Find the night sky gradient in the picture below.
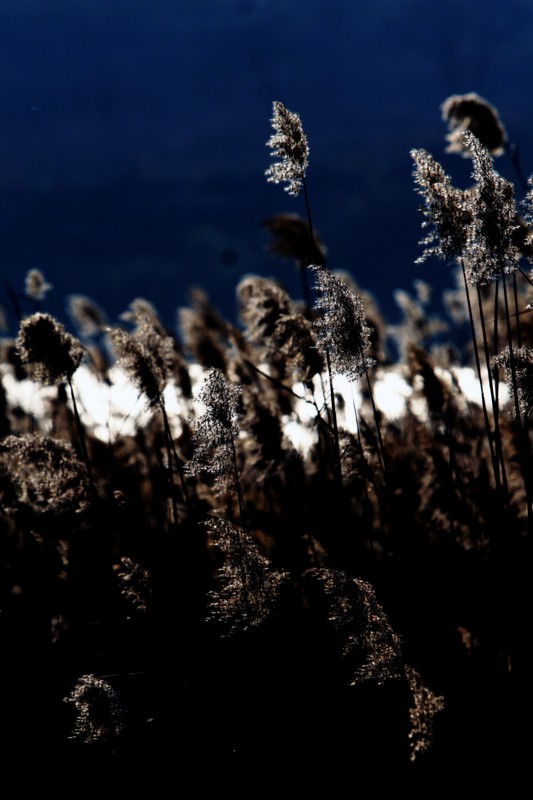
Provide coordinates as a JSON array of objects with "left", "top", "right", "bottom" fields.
[{"left": 1, "top": 0, "right": 532, "bottom": 332}]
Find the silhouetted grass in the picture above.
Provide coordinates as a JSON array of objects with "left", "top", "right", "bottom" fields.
[{"left": 0, "top": 95, "right": 530, "bottom": 786}]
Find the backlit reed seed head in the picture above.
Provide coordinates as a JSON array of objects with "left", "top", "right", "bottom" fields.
[
  {"left": 441, "top": 92, "right": 508, "bottom": 157},
  {"left": 24, "top": 268, "right": 52, "bottom": 302},
  {"left": 109, "top": 327, "right": 170, "bottom": 409},
  {"left": 121, "top": 299, "right": 192, "bottom": 398},
  {"left": 116, "top": 556, "right": 152, "bottom": 614},
  {"left": 16, "top": 312, "right": 84, "bottom": 384},
  {"left": 121, "top": 298, "right": 167, "bottom": 339},
  {"left": 263, "top": 212, "right": 327, "bottom": 265},
  {"left": 0, "top": 432, "right": 90, "bottom": 516},
  {"left": 311, "top": 264, "right": 375, "bottom": 381},
  {"left": 178, "top": 287, "right": 230, "bottom": 371},
  {"left": 272, "top": 312, "right": 324, "bottom": 380},
  {"left": 463, "top": 131, "right": 520, "bottom": 284},
  {"left": 406, "top": 666, "right": 445, "bottom": 762},
  {"left": 237, "top": 275, "right": 292, "bottom": 343},
  {"left": 391, "top": 285, "right": 448, "bottom": 357},
  {"left": 314, "top": 569, "right": 403, "bottom": 686},
  {"left": 187, "top": 367, "right": 241, "bottom": 481},
  {"left": 521, "top": 177, "right": 533, "bottom": 263},
  {"left": 493, "top": 345, "right": 533, "bottom": 418},
  {"left": 67, "top": 295, "right": 107, "bottom": 337},
  {"left": 411, "top": 148, "right": 473, "bottom": 263},
  {"left": 265, "top": 100, "right": 309, "bottom": 197},
  {"left": 206, "top": 517, "right": 288, "bottom": 635},
  {"left": 524, "top": 176, "right": 533, "bottom": 220},
  {"left": 64, "top": 674, "right": 125, "bottom": 743}
]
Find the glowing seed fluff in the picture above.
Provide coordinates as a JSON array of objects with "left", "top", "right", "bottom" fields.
[
  {"left": 265, "top": 101, "right": 309, "bottom": 197},
  {"left": 311, "top": 264, "right": 375, "bottom": 381}
]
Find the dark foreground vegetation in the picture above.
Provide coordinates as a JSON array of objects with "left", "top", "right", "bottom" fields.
[{"left": 1, "top": 95, "right": 531, "bottom": 787}]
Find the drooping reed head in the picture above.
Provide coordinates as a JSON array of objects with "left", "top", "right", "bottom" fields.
[
  {"left": 463, "top": 131, "right": 520, "bottom": 284},
  {"left": 178, "top": 287, "right": 229, "bottom": 371},
  {"left": 64, "top": 674, "right": 125, "bottom": 743},
  {"left": 410, "top": 148, "right": 472, "bottom": 264},
  {"left": 16, "top": 312, "right": 84, "bottom": 384},
  {"left": 441, "top": 92, "right": 508, "bottom": 157},
  {"left": 67, "top": 294, "right": 107, "bottom": 338},
  {"left": 109, "top": 327, "right": 170, "bottom": 409},
  {"left": 263, "top": 212, "right": 327, "bottom": 266},
  {"left": 265, "top": 100, "right": 309, "bottom": 197},
  {"left": 493, "top": 345, "right": 533, "bottom": 418},
  {"left": 411, "top": 135, "right": 519, "bottom": 285},
  {"left": 24, "top": 269, "right": 52, "bottom": 302},
  {"left": 311, "top": 264, "right": 375, "bottom": 381},
  {"left": 237, "top": 275, "right": 292, "bottom": 343},
  {"left": 206, "top": 517, "right": 288, "bottom": 635},
  {"left": 314, "top": 568, "right": 403, "bottom": 685},
  {"left": 0, "top": 432, "right": 91, "bottom": 518},
  {"left": 406, "top": 666, "right": 445, "bottom": 763},
  {"left": 187, "top": 367, "right": 241, "bottom": 483}
]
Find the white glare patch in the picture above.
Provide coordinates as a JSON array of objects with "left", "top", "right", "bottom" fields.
[
  {"left": 70, "top": 366, "right": 189, "bottom": 442},
  {"left": 1, "top": 368, "right": 55, "bottom": 429},
  {"left": 436, "top": 366, "right": 509, "bottom": 408},
  {"left": 373, "top": 370, "right": 412, "bottom": 420},
  {"left": 1, "top": 358, "right": 511, "bottom": 451},
  {"left": 71, "top": 365, "right": 150, "bottom": 441},
  {"left": 282, "top": 416, "right": 315, "bottom": 456}
]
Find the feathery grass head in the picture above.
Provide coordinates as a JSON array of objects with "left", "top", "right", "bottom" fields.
[
  {"left": 110, "top": 299, "right": 180, "bottom": 408},
  {"left": 116, "top": 556, "right": 152, "bottom": 615},
  {"left": 178, "top": 287, "right": 229, "bottom": 371},
  {"left": 121, "top": 298, "right": 167, "bottom": 338},
  {"left": 314, "top": 569, "right": 403, "bottom": 686},
  {"left": 463, "top": 131, "right": 520, "bottom": 284},
  {"left": 411, "top": 148, "right": 473, "bottom": 264},
  {"left": 0, "top": 432, "right": 91, "bottom": 517},
  {"left": 64, "top": 674, "right": 126, "bottom": 743},
  {"left": 206, "top": 517, "right": 288, "bottom": 635},
  {"left": 272, "top": 311, "right": 324, "bottom": 380},
  {"left": 406, "top": 666, "right": 445, "bottom": 762},
  {"left": 67, "top": 295, "right": 107, "bottom": 337},
  {"left": 16, "top": 312, "right": 84, "bottom": 384},
  {"left": 187, "top": 367, "right": 241, "bottom": 482},
  {"left": 237, "top": 275, "right": 292, "bottom": 343},
  {"left": 441, "top": 92, "right": 507, "bottom": 157},
  {"left": 24, "top": 268, "right": 52, "bottom": 302},
  {"left": 265, "top": 101, "right": 309, "bottom": 197},
  {"left": 521, "top": 177, "right": 533, "bottom": 263},
  {"left": 109, "top": 327, "right": 170, "bottom": 409},
  {"left": 263, "top": 212, "right": 327, "bottom": 266},
  {"left": 311, "top": 264, "right": 375, "bottom": 381},
  {"left": 493, "top": 345, "right": 533, "bottom": 418}
]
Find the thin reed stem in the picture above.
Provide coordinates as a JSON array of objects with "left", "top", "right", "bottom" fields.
[
  {"left": 513, "top": 272, "right": 522, "bottom": 349},
  {"left": 325, "top": 349, "right": 343, "bottom": 492},
  {"left": 67, "top": 376, "right": 96, "bottom": 495},
  {"left": 159, "top": 402, "right": 179, "bottom": 527},
  {"left": 362, "top": 362, "right": 387, "bottom": 487},
  {"left": 502, "top": 275, "right": 533, "bottom": 528},
  {"left": 461, "top": 261, "right": 498, "bottom": 485},
  {"left": 301, "top": 176, "right": 315, "bottom": 309},
  {"left": 230, "top": 435, "right": 247, "bottom": 526},
  {"left": 475, "top": 284, "right": 509, "bottom": 500},
  {"left": 160, "top": 401, "right": 190, "bottom": 512}
]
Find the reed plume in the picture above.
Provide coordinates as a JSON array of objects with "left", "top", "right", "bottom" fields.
[{"left": 265, "top": 100, "right": 309, "bottom": 197}]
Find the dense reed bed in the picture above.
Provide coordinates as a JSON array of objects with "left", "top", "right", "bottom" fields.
[{"left": 0, "top": 94, "right": 530, "bottom": 786}]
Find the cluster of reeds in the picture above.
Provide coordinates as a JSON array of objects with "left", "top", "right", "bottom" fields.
[{"left": 0, "top": 93, "right": 530, "bottom": 782}]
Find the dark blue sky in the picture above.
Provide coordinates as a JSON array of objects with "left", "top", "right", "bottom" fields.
[{"left": 1, "top": 0, "right": 532, "bottom": 333}]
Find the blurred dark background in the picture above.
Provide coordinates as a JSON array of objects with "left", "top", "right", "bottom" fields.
[{"left": 1, "top": 0, "right": 532, "bottom": 334}]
